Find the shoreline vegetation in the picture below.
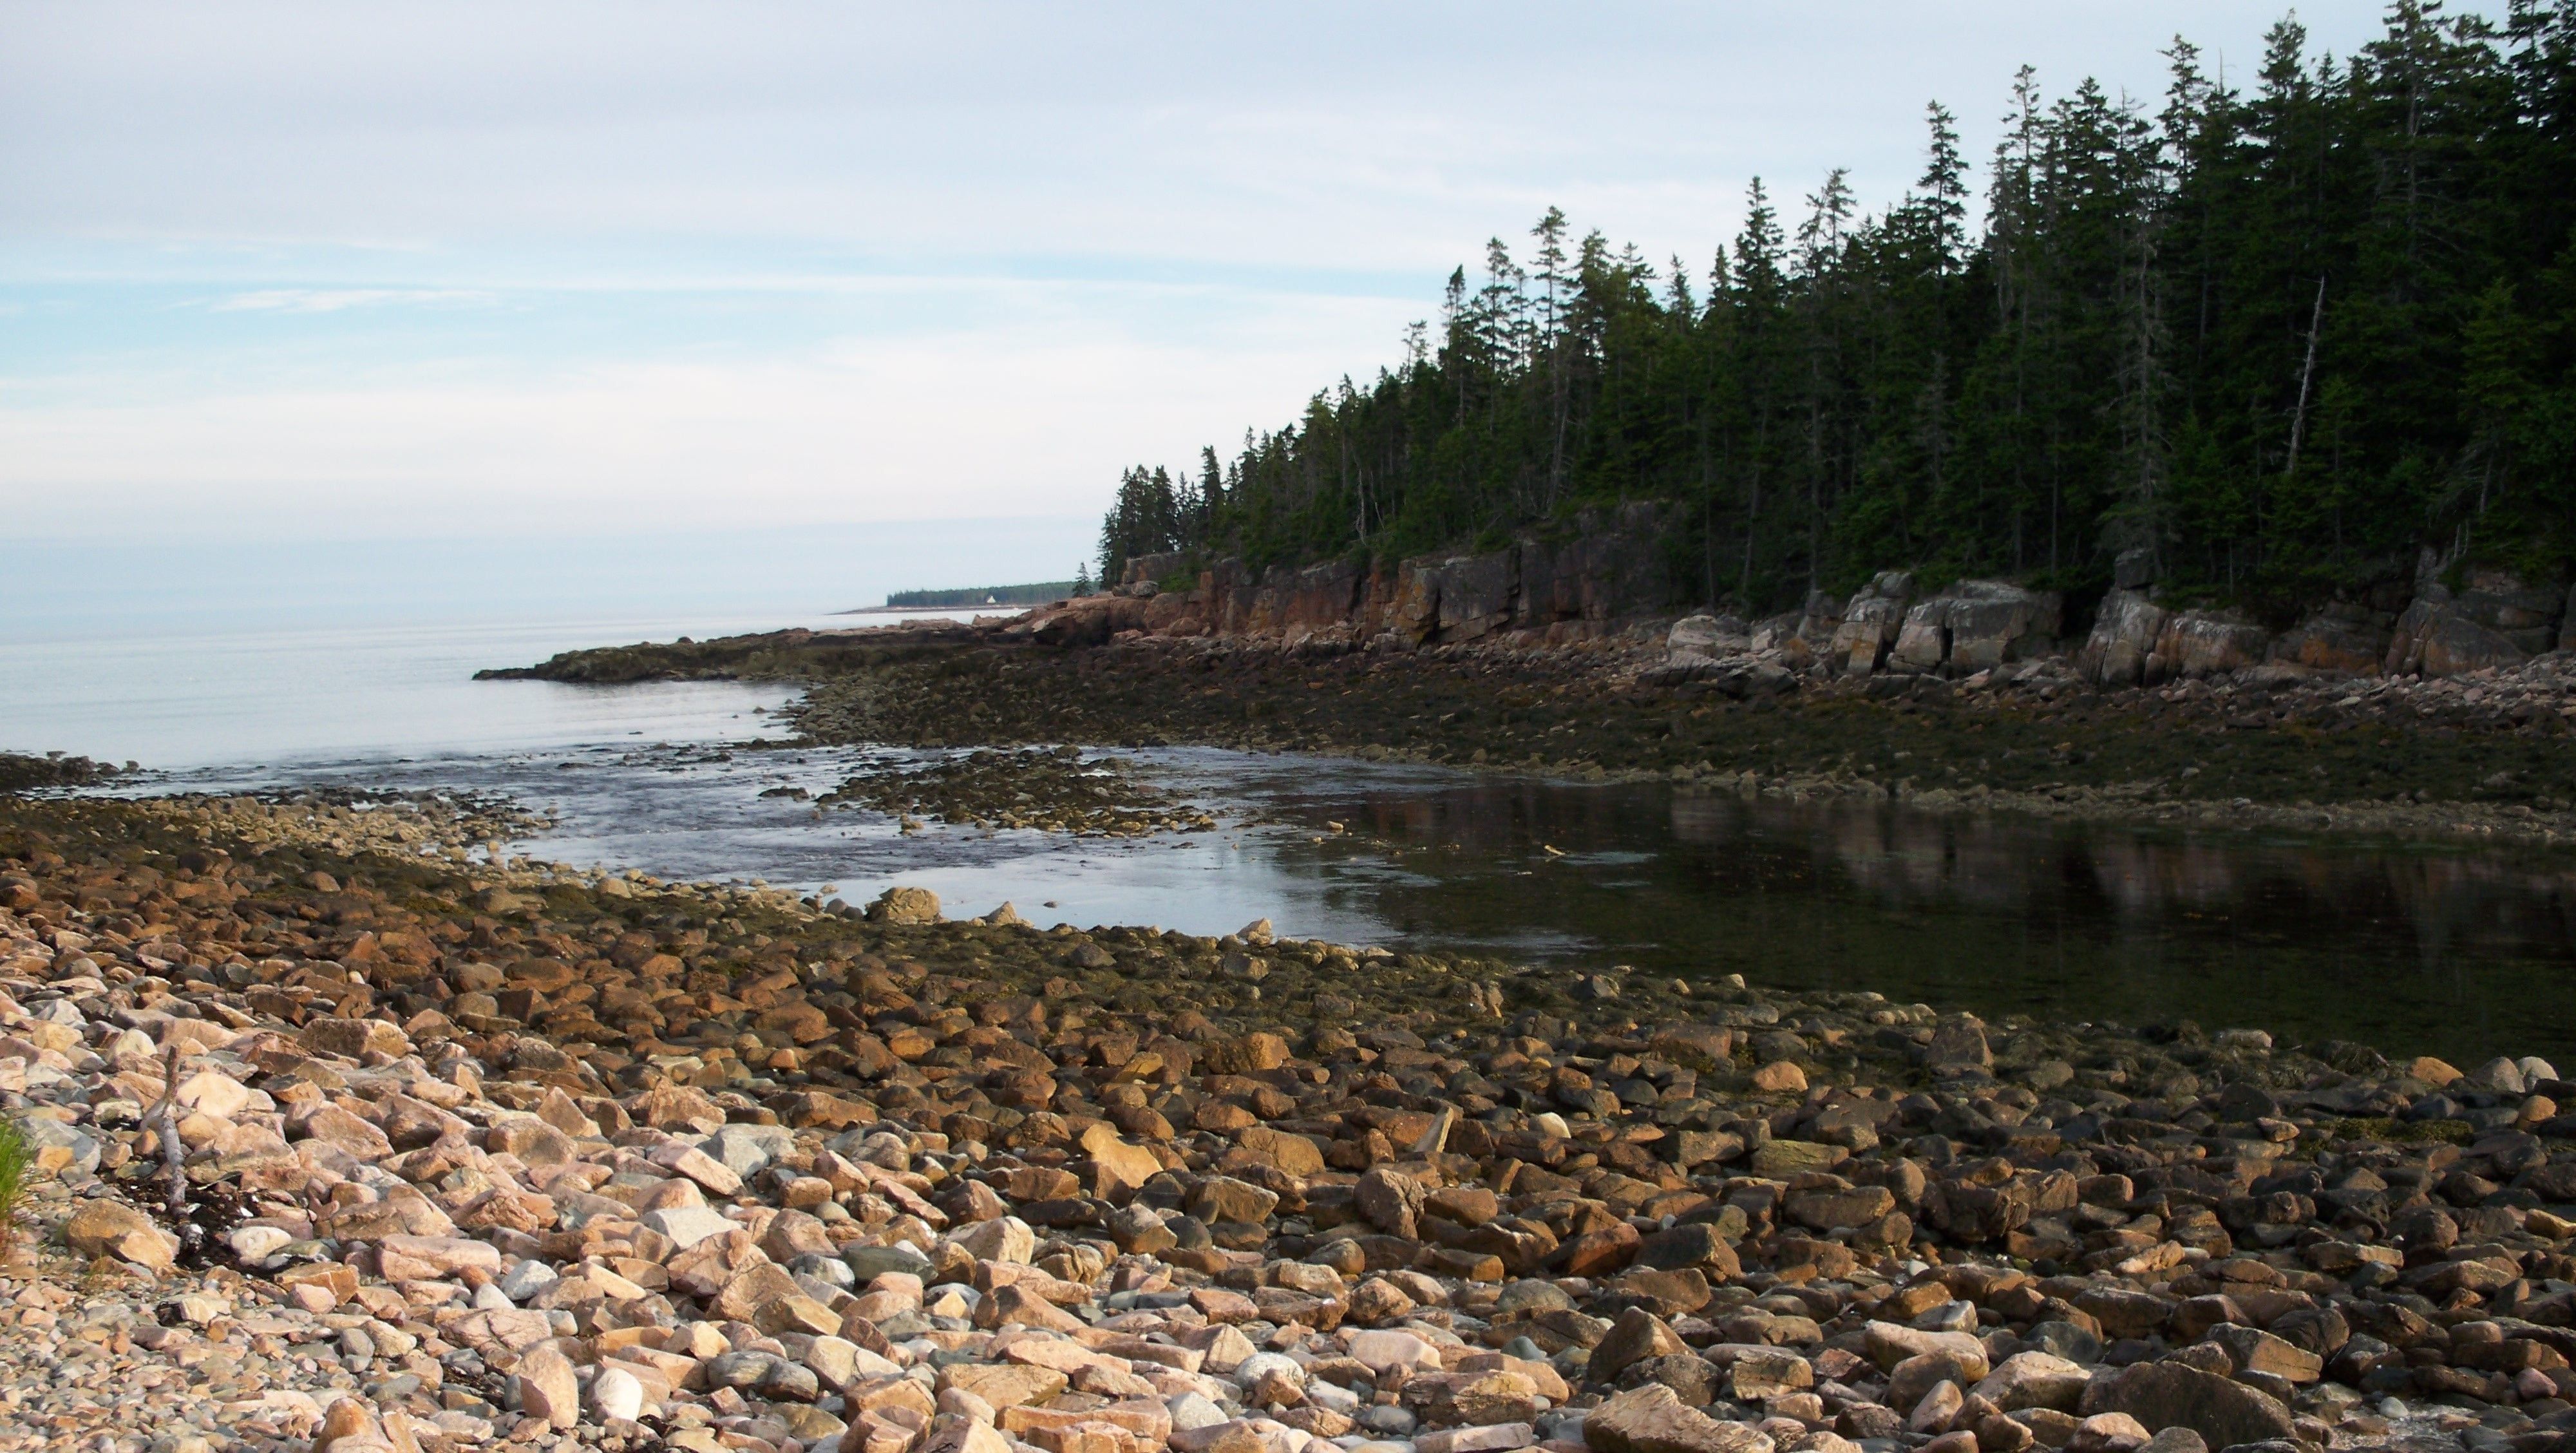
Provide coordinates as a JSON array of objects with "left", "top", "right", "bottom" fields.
[
  {"left": 1081, "top": 8, "right": 2576, "bottom": 646},
  {"left": 8, "top": 789, "right": 2576, "bottom": 1453},
  {"left": 475, "top": 617, "right": 2576, "bottom": 851}
]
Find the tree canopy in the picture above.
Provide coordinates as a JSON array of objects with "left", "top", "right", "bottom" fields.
[{"left": 1099, "top": 2, "right": 2576, "bottom": 620}]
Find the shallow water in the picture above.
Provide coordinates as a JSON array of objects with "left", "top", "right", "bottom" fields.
[
  {"left": 3, "top": 610, "right": 970, "bottom": 768},
  {"left": 29, "top": 609, "right": 2573, "bottom": 1067},
  {"left": 156, "top": 734, "right": 2576, "bottom": 1068}
]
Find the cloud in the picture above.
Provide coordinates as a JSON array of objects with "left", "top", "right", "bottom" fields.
[
  {"left": 0, "top": 285, "right": 1414, "bottom": 540},
  {"left": 207, "top": 287, "right": 496, "bottom": 314},
  {"left": 0, "top": 2, "right": 2396, "bottom": 543}
]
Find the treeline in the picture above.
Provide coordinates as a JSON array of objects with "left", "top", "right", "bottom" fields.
[
  {"left": 884, "top": 582, "right": 1077, "bottom": 609},
  {"left": 1101, "top": 3, "right": 2576, "bottom": 619}
]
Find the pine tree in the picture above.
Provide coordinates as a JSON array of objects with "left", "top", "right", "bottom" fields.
[{"left": 1092, "top": 5, "right": 2576, "bottom": 618}]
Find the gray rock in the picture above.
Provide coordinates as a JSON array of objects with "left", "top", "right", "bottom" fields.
[
  {"left": 704, "top": 1123, "right": 796, "bottom": 1177},
  {"left": 21, "top": 1118, "right": 99, "bottom": 1175},
  {"left": 1168, "top": 1392, "right": 1228, "bottom": 1432},
  {"left": 495, "top": 1258, "right": 560, "bottom": 1301},
  {"left": 2082, "top": 589, "right": 2170, "bottom": 686},
  {"left": 844, "top": 1242, "right": 935, "bottom": 1282},
  {"left": 2467, "top": 1057, "right": 2527, "bottom": 1094},
  {"left": 791, "top": 1253, "right": 857, "bottom": 1289},
  {"left": 707, "top": 1349, "right": 786, "bottom": 1389},
  {"left": 2151, "top": 611, "right": 2271, "bottom": 681},
  {"left": 642, "top": 1204, "right": 736, "bottom": 1251},
  {"left": 1360, "top": 1405, "right": 1420, "bottom": 1436},
  {"left": 2025, "top": 1321, "right": 2106, "bottom": 1366}
]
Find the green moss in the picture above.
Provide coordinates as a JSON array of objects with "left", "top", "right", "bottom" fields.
[
  {"left": 0, "top": 1115, "right": 28, "bottom": 1235},
  {"left": 2334, "top": 1115, "right": 2477, "bottom": 1145}
]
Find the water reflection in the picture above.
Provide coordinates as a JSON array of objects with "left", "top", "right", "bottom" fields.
[
  {"left": 154, "top": 742, "right": 2576, "bottom": 1068},
  {"left": 1222, "top": 767, "right": 2576, "bottom": 1067}
]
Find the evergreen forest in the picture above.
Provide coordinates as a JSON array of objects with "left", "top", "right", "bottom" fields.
[{"left": 1097, "top": 3, "right": 2576, "bottom": 621}]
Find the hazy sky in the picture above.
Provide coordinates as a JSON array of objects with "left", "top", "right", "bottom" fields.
[{"left": 5, "top": 1, "right": 2387, "bottom": 546}]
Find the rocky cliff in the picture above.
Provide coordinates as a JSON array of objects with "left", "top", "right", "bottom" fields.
[
  {"left": 2079, "top": 555, "right": 2576, "bottom": 689},
  {"left": 1029, "top": 518, "right": 2571, "bottom": 689},
  {"left": 1027, "top": 504, "right": 1685, "bottom": 653}
]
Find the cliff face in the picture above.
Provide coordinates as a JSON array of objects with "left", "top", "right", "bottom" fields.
[
  {"left": 1038, "top": 502, "right": 1685, "bottom": 652},
  {"left": 1037, "top": 513, "right": 2575, "bottom": 687},
  {"left": 2079, "top": 558, "right": 2576, "bottom": 688}
]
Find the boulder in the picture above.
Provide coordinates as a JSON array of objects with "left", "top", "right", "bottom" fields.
[
  {"left": 1587, "top": 1307, "right": 1687, "bottom": 1382},
  {"left": 1665, "top": 615, "right": 1749, "bottom": 665},
  {"left": 2385, "top": 566, "right": 2568, "bottom": 676},
  {"left": 1888, "top": 600, "right": 1951, "bottom": 674},
  {"left": 1972, "top": 1353, "right": 2092, "bottom": 1412},
  {"left": 592, "top": 1365, "right": 647, "bottom": 1422},
  {"left": 1583, "top": 1383, "right": 1774, "bottom": 1453},
  {"left": 64, "top": 1200, "right": 179, "bottom": 1271},
  {"left": 866, "top": 886, "right": 942, "bottom": 925},
  {"left": 1942, "top": 580, "right": 2063, "bottom": 670},
  {"left": 2146, "top": 612, "right": 2269, "bottom": 682},
  {"left": 2081, "top": 590, "right": 2169, "bottom": 687},
  {"left": 1864, "top": 1323, "right": 1991, "bottom": 1379},
  {"left": 2387, "top": 598, "right": 2525, "bottom": 678},
  {"left": 2078, "top": 1362, "right": 2295, "bottom": 1450},
  {"left": 643, "top": 1204, "right": 737, "bottom": 1251},
  {"left": 1882, "top": 581, "right": 2060, "bottom": 675},
  {"left": 301, "top": 1016, "right": 411, "bottom": 1060},
  {"left": 1830, "top": 572, "right": 1916, "bottom": 675},
  {"left": 516, "top": 1346, "right": 582, "bottom": 1430},
  {"left": 1078, "top": 1122, "right": 1163, "bottom": 1202}
]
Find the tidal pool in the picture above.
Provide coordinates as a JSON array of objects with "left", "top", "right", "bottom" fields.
[{"left": 147, "top": 738, "right": 2576, "bottom": 1067}]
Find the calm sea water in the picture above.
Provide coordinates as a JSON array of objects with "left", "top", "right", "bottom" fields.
[
  {"left": 5, "top": 614, "right": 806, "bottom": 768},
  {"left": 16, "top": 607, "right": 2576, "bottom": 1066}
]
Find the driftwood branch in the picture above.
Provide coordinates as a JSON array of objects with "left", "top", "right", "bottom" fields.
[{"left": 140, "top": 1043, "right": 189, "bottom": 1218}]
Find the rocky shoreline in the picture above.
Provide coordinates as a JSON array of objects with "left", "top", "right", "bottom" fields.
[
  {"left": 478, "top": 602, "right": 2576, "bottom": 851},
  {"left": 812, "top": 750, "right": 1226, "bottom": 839},
  {"left": 781, "top": 634, "right": 2576, "bottom": 851},
  {"left": 8, "top": 792, "right": 2576, "bottom": 1453}
]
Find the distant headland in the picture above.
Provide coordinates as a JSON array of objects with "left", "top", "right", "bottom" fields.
[{"left": 836, "top": 579, "right": 1080, "bottom": 614}]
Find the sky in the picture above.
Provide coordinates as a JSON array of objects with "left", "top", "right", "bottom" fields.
[{"left": 4, "top": 1, "right": 2391, "bottom": 569}]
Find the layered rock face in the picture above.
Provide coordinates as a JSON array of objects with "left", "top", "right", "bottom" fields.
[
  {"left": 1083, "top": 529, "right": 2570, "bottom": 690},
  {"left": 2386, "top": 570, "right": 2571, "bottom": 679},
  {"left": 1070, "top": 506, "right": 1687, "bottom": 654},
  {"left": 1884, "top": 583, "right": 2064, "bottom": 677},
  {"left": 2079, "top": 563, "right": 2574, "bottom": 689},
  {"left": 1824, "top": 575, "right": 1915, "bottom": 676}
]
